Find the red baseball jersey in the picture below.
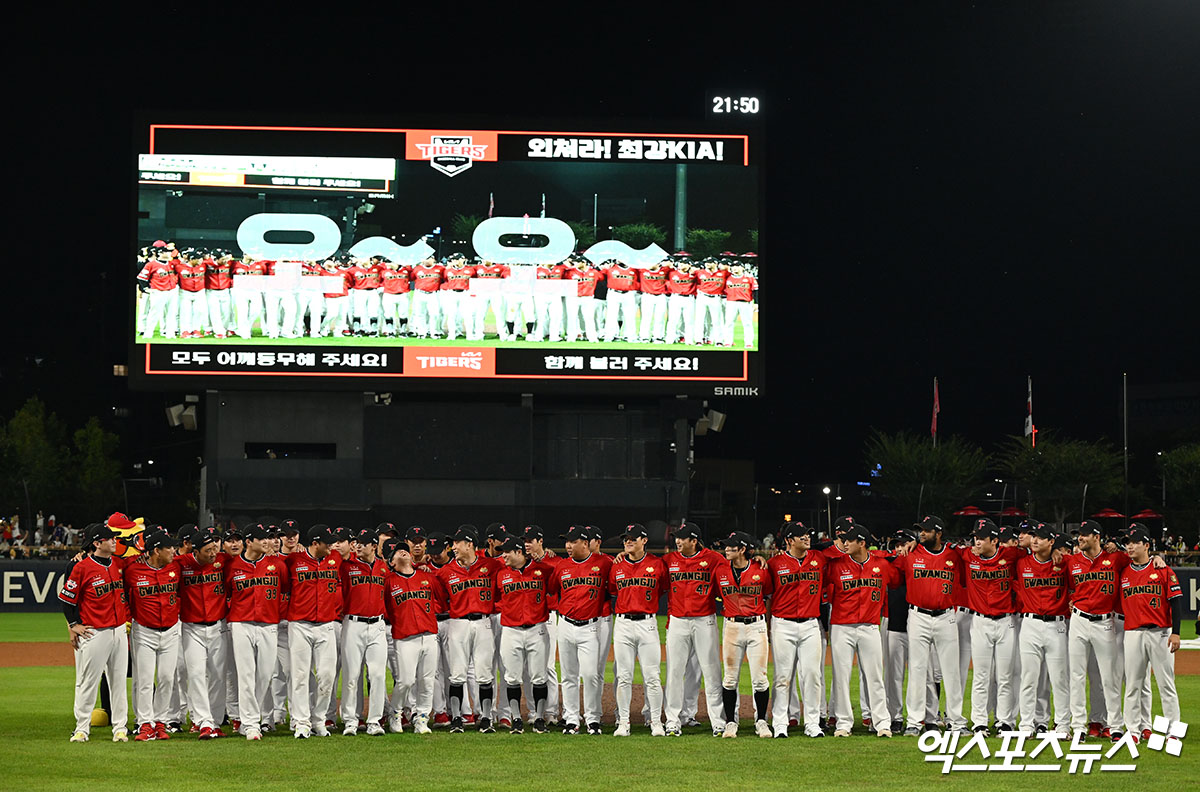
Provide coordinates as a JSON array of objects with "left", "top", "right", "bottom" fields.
[
  {"left": 1120, "top": 563, "right": 1182, "bottom": 630},
  {"left": 475, "top": 263, "right": 511, "bottom": 279},
  {"left": 1015, "top": 555, "right": 1070, "bottom": 616},
  {"left": 695, "top": 269, "right": 728, "bottom": 296},
  {"left": 445, "top": 265, "right": 476, "bottom": 291},
  {"left": 603, "top": 264, "right": 639, "bottom": 292},
  {"left": 723, "top": 275, "right": 757, "bottom": 302},
  {"left": 224, "top": 554, "right": 286, "bottom": 623},
  {"left": 719, "top": 562, "right": 774, "bottom": 618},
  {"left": 959, "top": 546, "right": 1022, "bottom": 616},
  {"left": 1066, "top": 550, "right": 1129, "bottom": 615},
  {"left": 137, "top": 260, "right": 178, "bottom": 290},
  {"left": 435, "top": 556, "right": 497, "bottom": 618},
  {"left": 363, "top": 263, "right": 383, "bottom": 289},
  {"left": 894, "top": 545, "right": 965, "bottom": 611},
  {"left": 666, "top": 269, "right": 697, "bottom": 295},
  {"left": 347, "top": 265, "right": 372, "bottom": 290},
  {"left": 384, "top": 569, "right": 443, "bottom": 639},
  {"left": 59, "top": 555, "right": 128, "bottom": 628},
  {"left": 175, "top": 551, "right": 229, "bottom": 623},
  {"left": 766, "top": 551, "right": 826, "bottom": 619},
  {"left": 340, "top": 556, "right": 388, "bottom": 619},
  {"left": 535, "top": 265, "right": 565, "bottom": 280},
  {"left": 567, "top": 266, "right": 603, "bottom": 297},
  {"left": 551, "top": 553, "right": 609, "bottom": 621},
  {"left": 205, "top": 258, "right": 234, "bottom": 290},
  {"left": 413, "top": 264, "right": 445, "bottom": 292},
  {"left": 609, "top": 554, "right": 668, "bottom": 616},
  {"left": 495, "top": 560, "right": 554, "bottom": 626},
  {"left": 285, "top": 550, "right": 344, "bottom": 623},
  {"left": 175, "top": 260, "right": 207, "bottom": 293},
  {"left": 123, "top": 558, "right": 182, "bottom": 628},
  {"left": 381, "top": 266, "right": 412, "bottom": 294},
  {"left": 233, "top": 260, "right": 266, "bottom": 282},
  {"left": 826, "top": 555, "right": 898, "bottom": 625},
  {"left": 322, "top": 268, "right": 351, "bottom": 298},
  {"left": 417, "top": 559, "right": 451, "bottom": 614},
  {"left": 662, "top": 548, "right": 735, "bottom": 618},
  {"left": 639, "top": 268, "right": 668, "bottom": 295}
]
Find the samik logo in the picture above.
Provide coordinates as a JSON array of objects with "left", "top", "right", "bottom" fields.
[{"left": 414, "top": 136, "right": 488, "bottom": 177}]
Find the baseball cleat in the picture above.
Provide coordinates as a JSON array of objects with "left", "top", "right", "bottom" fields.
[
  {"left": 650, "top": 723, "right": 666, "bottom": 737},
  {"left": 587, "top": 723, "right": 602, "bottom": 736},
  {"left": 532, "top": 718, "right": 547, "bottom": 734},
  {"left": 1142, "top": 728, "right": 1152, "bottom": 742},
  {"left": 788, "top": 718, "right": 799, "bottom": 728},
  {"left": 833, "top": 729, "right": 851, "bottom": 738},
  {"left": 261, "top": 722, "right": 275, "bottom": 733},
  {"left": 510, "top": 718, "right": 524, "bottom": 735},
  {"left": 722, "top": 722, "right": 738, "bottom": 738},
  {"left": 70, "top": 731, "right": 89, "bottom": 743},
  {"left": 1100, "top": 727, "right": 1112, "bottom": 739},
  {"left": 891, "top": 719, "right": 904, "bottom": 733},
  {"left": 1087, "top": 722, "right": 1103, "bottom": 738},
  {"left": 294, "top": 728, "right": 310, "bottom": 739},
  {"left": 135, "top": 723, "right": 157, "bottom": 742},
  {"left": 388, "top": 715, "right": 403, "bottom": 734},
  {"left": 189, "top": 724, "right": 201, "bottom": 734},
  {"left": 478, "top": 717, "right": 495, "bottom": 734},
  {"left": 414, "top": 715, "right": 432, "bottom": 735},
  {"left": 773, "top": 730, "right": 788, "bottom": 739},
  {"left": 808, "top": 731, "right": 825, "bottom": 738},
  {"left": 211, "top": 728, "right": 225, "bottom": 738},
  {"left": 1109, "top": 730, "right": 1124, "bottom": 742},
  {"left": 433, "top": 712, "right": 451, "bottom": 728},
  {"left": 154, "top": 722, "right": 171, "bottom": 740},
  {"left": 365, "top": 723, "right": 385, "bottom": 736},
  {"left": 613, "top": 724, "right": 631, "bottom": 737},
  {"left": 1035, "top": 724, "right": 1048, "bottom": 734},
  {"left": 666, "top": 727, "right": 682, "bottom": 737},
  {"left": 246, "top": 732, "right": 261, "bottom": 741},
  {"left": 995, "top": 723, "right": 1014, "bottom": 733},
  {"left": 683, "top": 717, "right": 702, "bottom": 728},
  {"left": 463, "top": 714, "right": 477, "bottom": 725},
  {"left": 343, "top": 725, "right": 357, "bottom": 736},
  {"left": 562, "top": 723, "right": 579, "bottom": 735},
  {"left": 499, "top": 718, "right": 512, "bottom": 730},
  {"left": 166, "top": 721, "right": 182, "bottom": 733},
  {"left": 755, "top": 720, "right": 772, "bottom": 739},
  {"left": 112, "top": 729, "right": 128, "bottom": 742},
  {"left": 862, "top": 718, "right": 872, "bottom": 729},
  {"left": 877, "top": 729, "right": 893, "bottom": 738},
  {"left": 449, "top": 717, "right": 465, "bottom": 734},
  {"left": 973, "top": 726, "right": 990, "bottom": 737},
  {"left": 313, "top": 723, "right": 330, "bottom": 737},
  {"left": 230, "top": 719, "right": 241, "bottom": 733},
  {"left": 198, "top": 727, "right": 218, "bottom": 740},
  {"left": 904, "top": 727, "right": 922, "bottom": 737}
]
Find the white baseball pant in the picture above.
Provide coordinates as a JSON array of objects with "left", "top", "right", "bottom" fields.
[
  {"left": 531, "top": 293, "right": 563, "bottom": 341},
  {"left": 830, "top": 622, "right": 888, "bottom": 732},
  {"left": 969, "top": 612, "right": 1018, "bottom": 729},
  {"left": 130, "top": 621, "right": 181, "bottom": 727},
  {"left": 1018, "top": 614, "right": 1070, "bottom": 731},
  {"left": 207, "top": 290, "right": 232, "bottom": 336},
  {"left": 721, "top": 300, "right": 755, "bottom": 346},
  {"left": 475, "top": 292, "right": 505, "bottom": 340},
  {"left": 693, "top": 293, "right": 723, "bottom": 343},
  {"left": 565, "top": 295, "right": 598, "bottom": 342},
  {"left": 446, "top": 617, "right": 495, "bottom": 684},
  {"left": 603, "top": 291, "right": 638, "bottom": 342},
  {"left": 288, "top": 620, "right": 337, "bottom": 732},
  {"left": 294, "top": 290, "right": 323, "bottom": 337},
  {"left": 320, "top": 296, "right": 348, "bottom": 336},
  {"left": 558, "top": 617, "right": 602, "bottom": 727},
  {"left": 268, "top": 622, "right": 289, "bottom": 726},
  {"left": 524, "top": 611, "right": 560, "bottom": 721},
  {"left": 181, "top": 620, "right": 225, "bottom": 731},
  {"left": 178, "top": 290, "right": 207, "bottom": 336},
  {"left": 637, "top": 293, "right": 667, "bottom": 341},
  {"left": 145, "top": 289, "right": 179, "bottom": 337},
  {"left": 1122, "top": 626, "right": 1179, "bottom": 735},
  {"left": 666, "top": 294, "right": 696, "bottom": 344},
  {"left": 411, "top": 291, "right": 441, "bottom": 336},
  {"left": 614, "top": 614, "right": 662, "bottom": 728},
  {"left": 904, "top": 608, "right": 966, "bottom": 731},
  {"left": 391, "top": 632, "right": 439, "bottom": 718},
  {"left": 340, "top": 616, "right": 388, "bottom": 729},
  {"left": 956, "top": 608, "right": 972, "bottom": 702},
  {"left": 1068, "top": 610, "right": 1123, "bottom": 732},
  {"left": 664, "top": 614, "right": 724, "bottom": 732},
  {"left": 722, "top": 616, "right": 770, "bottom": 692},
  {"left": 443, "top": 291, "right": 468, "bottom": 339},
  {"left": 501, "top": 623, "right": 549, "bottom": 686},
  {"left": 596, "top": 614, "right": 613, "bottom": 685},
  {"left": 229, "top": 621, "right": 277, "bottom": 735},
  {"left": 770, "top": 617, "right": 823, "bottom": 735},
  {"left": 222, "top": 622, "right": 239, "bottom": 720},
  {"left": 491, "top": 613, "right": 510, "bottom": 722},
  {"left": 380, "top": 292, "right": 409, "bottom": 334},
  {"left": 233, "top": 288, "right": 262, "bottom": 338},
  {"left": 72, "top": 625, "right": 130, "bottom": 736}
]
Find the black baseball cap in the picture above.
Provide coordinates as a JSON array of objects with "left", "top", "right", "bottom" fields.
[
  {"left": 352, "top": 528, "right": 379, "bottom": 545},
  {"left": 1017, "top": 519, "right": 1039, "bottom": 535},
  {"left": 670, "top": 522, "right": 702, "bottom": 541},
  {"left": 404, "top": 525, "right": 426, "bottom": 542},
  {"left": 485, "top": 522, "right": 508, "bottom": 541},
  {"left": 972, "top": 519, "right": 1000, "bottom": 540},
  {"left": 621, "top": 523, "right": 648, "bottom": 541},
  {"left": 1052, "top": 532, "right": 1072, "bottom": 551},
  {"left": 498, "top": 535, "right": 525, "bottom": 553},
  {"left": 562, "top": 525, "right": 589, "bottom": 543},
  {"left": 833, "top": 516, "right": 856, "bottom": 535},
  {"left": 1078, "top": 520, "right": 1102, "bottom": 536},
  {"left": 306, "top": 524, "right": 333, "bottom": 545},
  {"left": 144, "top": 530, "right": 181, "bottom": 552},
  {"left": 523, "top": 524, "right": 545, "bottom": 541},
  {"left": 85, "top": 523, "right": 119, "bottom": 545},
  {"left": 243, "top": 523, "right": 270, "bottom": 541},
  {"left": 842, "top": 524, "right": 873, "bottom": 544},
  {"left": 193, "top": 527, "right": 222, "bottom": 549},
  {"left": 222, "top": 526, "right": 244, "bottom": 540},
  {"left": 998, "top": 526, "right": 1017, "bottom": 543},
  {"left": 176, "top": 523, "right": 198, "bottom": 541},
  {"left": 376, "top": 522, "right": 398, "bottom": 537},
  {"left": 426, "top": 533, "right": 448, "bottom": 555},
  {"left": 380, "top": 537, "right": 403, "bottom": 562},
  {"left": 585, "top": 524, "right": 602, "bottom": 542},
  {"left": 453, "top": 525, "right": 479, "bottom": 544},
  {"left": 916, "top": 515, "right": 945, "bottom": 532},
  {"left": 1029, "top": 522, "right": 1055, "bottom": 540},
  {"left": 331, "top": 526, "right": 351, "bottom": 542},
  {"left": 1126, "top": 523, "right": 1152, "bottom": 545},
  {"left": 279, "top": 519, "right": 300, "bottom": 537},
  {"left": 780, "top": 521, "right": 809, "bottom": 540},
  {"left": 722, "top": 531, "right": 756, "bottom": 550}
]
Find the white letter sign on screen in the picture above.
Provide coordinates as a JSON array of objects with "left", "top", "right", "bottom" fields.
[
  {"left": 473, "top": 217, "right": 575, "bottom": 265},
  {"left": 348, "top": 236, "right": 435, "bottom": 266},
  {"left": 236, "top": 213, "right": 342, "bottom": 260},
  {"left": 582, "top": 240, "right": 669, "bottom": 269}
]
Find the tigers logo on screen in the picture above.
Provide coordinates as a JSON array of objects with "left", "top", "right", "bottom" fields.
[{"left": 415, "top": 136, "right": 488, "bottom": 177}]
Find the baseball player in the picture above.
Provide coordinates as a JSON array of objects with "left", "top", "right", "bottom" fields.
[
  {"left": 551, "top": 525, "right": 607, "bottom": 735},
  {"left": 1014, "top": 522, "right": 1071, "bottom": 734},
  {"left": 442, "top": 255, "right": 477, "bottom": 340},
  {"left": 530, "top": 260, "right": 566, "bottom": 342},
  {"left": 124, "top": 529, "right": 183, "bottom": 741},
  {"left": 218, "top": 527, "right": 244, "bottom": 732},
  {"left": 826, "top": 524, "right": 898, "bottom": 738},
  {"left": 1119, "top": 524, "right": 1183, "bottom": 742},
  {"left": 383, "top": 539, "right": 442, "bottom": 734},
  {"left": 435, "top": 525, "right": 499, "bottom": 733},
  {"left": 318, "top": 258, "right": 351, "bottom": 337},
  {"left": 495, "top": 534, "right": 555, "bottom": 733},
  {"left": 175, "top": 526, "right": 229, "bottom": 739},
  {"left": 480, "top": 523, "right": 514, "bottom": 728},
  {"left": 585, "top": 525, "right": 614, "bottom": 713},
  {"left": 204, "top": 251, "right": 234, "bottom": 338},
  {"left": 665, "top": 261, "right": 698, "bottom": 345},
  {"left": 293, "top": 259, "right": 326, "bottom": 337},
  {"left": 379, "top": 260, "right": 413, "bottom": 337},
  {"left": 174, "top": 255, "right": 208, "bottom": 338},
  {"left": 601, "top": 259, "right": 639, "bottom": 342},
  {"left": 223, "top": 523, "right": 285, "bottom": 740},
  {"left": 720, "top": 264, "right": 757, "bottom": 347},
  {"left": 266, "top": 523, "right": 300, "bottom": 730},
  {"left": 61, "top": 522, "right": 130, "bottom": 743},
  {"left": 416, "top": 531, "right": 455, "bottom": 727},
  {"left": 411, "top": 257, "right": 445, "bottom": 338},
  {"left": 662, "top": 522, "right": 736, "bottom": 737},
  {"left": 346, "top": 256, "right": 375, "bottom": 336},
  {"left": 136, "top": 249, "right": 180, "bottom": 338},
  {"left": 609, "top": 524, "right": 667, "bottom": 736},
  {"left": 338, "top": 528, "right": 388, "bottom": 735},
  {"left": 636, "top": 259, "right": 669, "bottom": 342},
  {"left": 522, "top": 526, "right": 562, "bottom": 727},
  {"left": 231, "top": 256, "right": 267, "bottom": 339},
  {"left": 562, "top": 256, "right": 601, "bottom": 342},
  {"left": 692, "top": 259, "right": 727, "bottom": 345},
  {"left": 719, "top": 532, "right": 773, "bottom": 738},
  {"left": 163, "top": 524, "right": 195, "bottom": 733},
  {"left": 283, "top": 525, "right": 342, "bottom": 738},
  {"left": 766, "top": 522, "right": 827, "bottom": 738}
]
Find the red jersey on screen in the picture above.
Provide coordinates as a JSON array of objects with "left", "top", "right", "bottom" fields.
[
  {"left": 609, "top": 554, "right": 667, "bottom": 616},
  {"left": 826, "top": 555, "right": 897, "bottom": 625},
  {"left": 723, "top": 275, "right": 757, "bottom": 302},
  {"left": 340, "top": 556, "right": 388, "bottom": 618},
  {"left": 138, "top": 260, "right": 178, "bottom": 290},
  {"left": 663, "top": 548, "right": 734, "bottom": 618},
  {"left": 603, "top": 264, "right": 639, "bottom": 292},
  {"left": 323, "top": 269, "right": 350, "bottom": 298},
  {"left": 695, "top": 270, "right": 728, "bottom": 296},
  {"left": 233, "top": 260, "right": 266, "bottom": 280},
  {"left": 1066, "top": 550, "right": 1129, "bottom": 615},
  {"left": 1120, "top": 563, "right": 1182, "bottom": 630},
  {"left": 385, "top": 569, "right": 443, "bottom": 639},
  {"left": 551, "top": 553, "right": 608, "bottom": 621},
  {"left": 175, "top": 260, "right": 207, "bottom": 293},
  {"left": 567, "top": 266, "right": 603, "bottom": 297},
  {"left": 224, "top": 554, "right": 285, "bottom": 623},
  {"left": 766, "top": 550, "right": 825, "bottom": 619},
  {"left": 475, "top": 264, "right": 510, "bottom": 279},
  {"left": 435, "top": 556, "right": 497, "bottom": 618},
  {"left": 348, "top": 266, "right": 373, "bottom": 290},
  {"left": 362, "top": 264, "right": 383, "bottom": 289},
  {"left": 1015, "top": 555, "right": 1069, "bottom": 616},
  {"left": 445, "top": 265, "right": 476, "bottom": 291},
  {"left": 381, "top": 267, "right": 412, "bottom": 294},
  {"left": 536, "top": 265, "right": 565, "bottom": 280},
  {"left": 285, "top": 550, "right": 344, "bottom": 623},
  {"left": 495, "top": 560, "right": 554, "bottom": 626},
  {"left": 59, "top": 555, "right": 128, "bottom": 628},
  {"left": 413, "top": 264, "right": 444, "bottom": 292},
  {"left": 638, "top": 268, "right": 669, "bottom": 295},
  {"left": 666, "top": 269, "right": 697, "bottom": 296},
  {"left": 205, "top": 258, "right": 234, "bottom": 290},
  {"left": 719, "top": 562, "right": 773, "bottom": 618},
  {"left": 123, "top": 558, "right": 182, "bottom": 629},
  {"left": 176, "top": 551, "right": 229, "bottom": 623}
]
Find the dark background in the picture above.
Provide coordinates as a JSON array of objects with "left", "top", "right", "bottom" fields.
[{"left": 6, "top": 3, "right": 1198, "bottom": 513}]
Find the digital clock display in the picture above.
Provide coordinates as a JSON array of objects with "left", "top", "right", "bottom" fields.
[{"left": 711, "top": 96, "right": 760, "bottom": 114}]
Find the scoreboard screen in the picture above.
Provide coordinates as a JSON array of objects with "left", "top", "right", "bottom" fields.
[{"left": 130, "top": 117, "right": 764, "bottom": 396}]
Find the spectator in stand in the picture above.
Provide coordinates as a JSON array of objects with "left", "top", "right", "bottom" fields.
[
  {"left": 33, "top": 525, "right": 47, "bottom": 546},
  {"left": 36, "top": 510, "right": 45, "bottom": 533}
]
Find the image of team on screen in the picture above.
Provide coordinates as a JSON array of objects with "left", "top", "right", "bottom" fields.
[{"left": 135, "top": 242, "right": 759, "bottom": 347}]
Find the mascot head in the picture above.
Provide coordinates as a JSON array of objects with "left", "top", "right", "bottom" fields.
[{"left": 106, "top": 512, "right": 146, "bottom": 558}]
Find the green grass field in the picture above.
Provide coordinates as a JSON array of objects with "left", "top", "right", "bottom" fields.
[{"left": 2, "top": 613, "right": 1196, "bottom": 791}]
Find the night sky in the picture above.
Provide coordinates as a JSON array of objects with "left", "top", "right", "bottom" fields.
[{"left": 9, "top": 3, "right": 1199, "bottom": 491}]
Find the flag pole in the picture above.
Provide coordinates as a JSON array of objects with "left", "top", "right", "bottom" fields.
[
  {"left": 1123, "top": 372, "right": 1129, "bottom": 519},
  {"left": 931, "top": 377, "right": 940, "bottom": 448}
]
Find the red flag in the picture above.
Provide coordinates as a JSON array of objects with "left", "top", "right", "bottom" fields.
[
  {"left": 931, "top": 377, "right": 940, "bottom": 440},
  {"left": 1024, "top": 376, "right": 1036, "bottom": 446}
]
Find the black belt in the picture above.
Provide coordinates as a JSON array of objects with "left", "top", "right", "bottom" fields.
[
  {"left": 966, "top": 609, "right": 1009, "bottom": 621},
  {"left": 728, "top": 615, "right": 764, "bottom": 624},
  {"left": 777, "top": 616, "right": 816, "bottom": 623},
  {"left": 459, "top": 613, "right": 487, "bottom": 621},
  {"left": 508, "top": 623, "right": 542, "bottom": 630},
  {"left": 1071, "top": 608, "right": 1110, "bottom": 622},
  {"left": 562, "top": 616, "right": 596, "bottom": 627},
  {"left": 909, "top": 605, "right": 949, "bottom": 617},
  {"left": 186, "top": 620, "right": 220, "bottom": 627},
  {"left": 1023, "top": 613, "right": 1065, "bottom": 622},
  {"left": 347, "top": 615, "right": 381, "bottom": 624},
  {"left": 139, "top": 623, "right": 175, "bottom": 632},
  {"left": 618, "top": 613, "right": 652, "bottom": 621}
]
